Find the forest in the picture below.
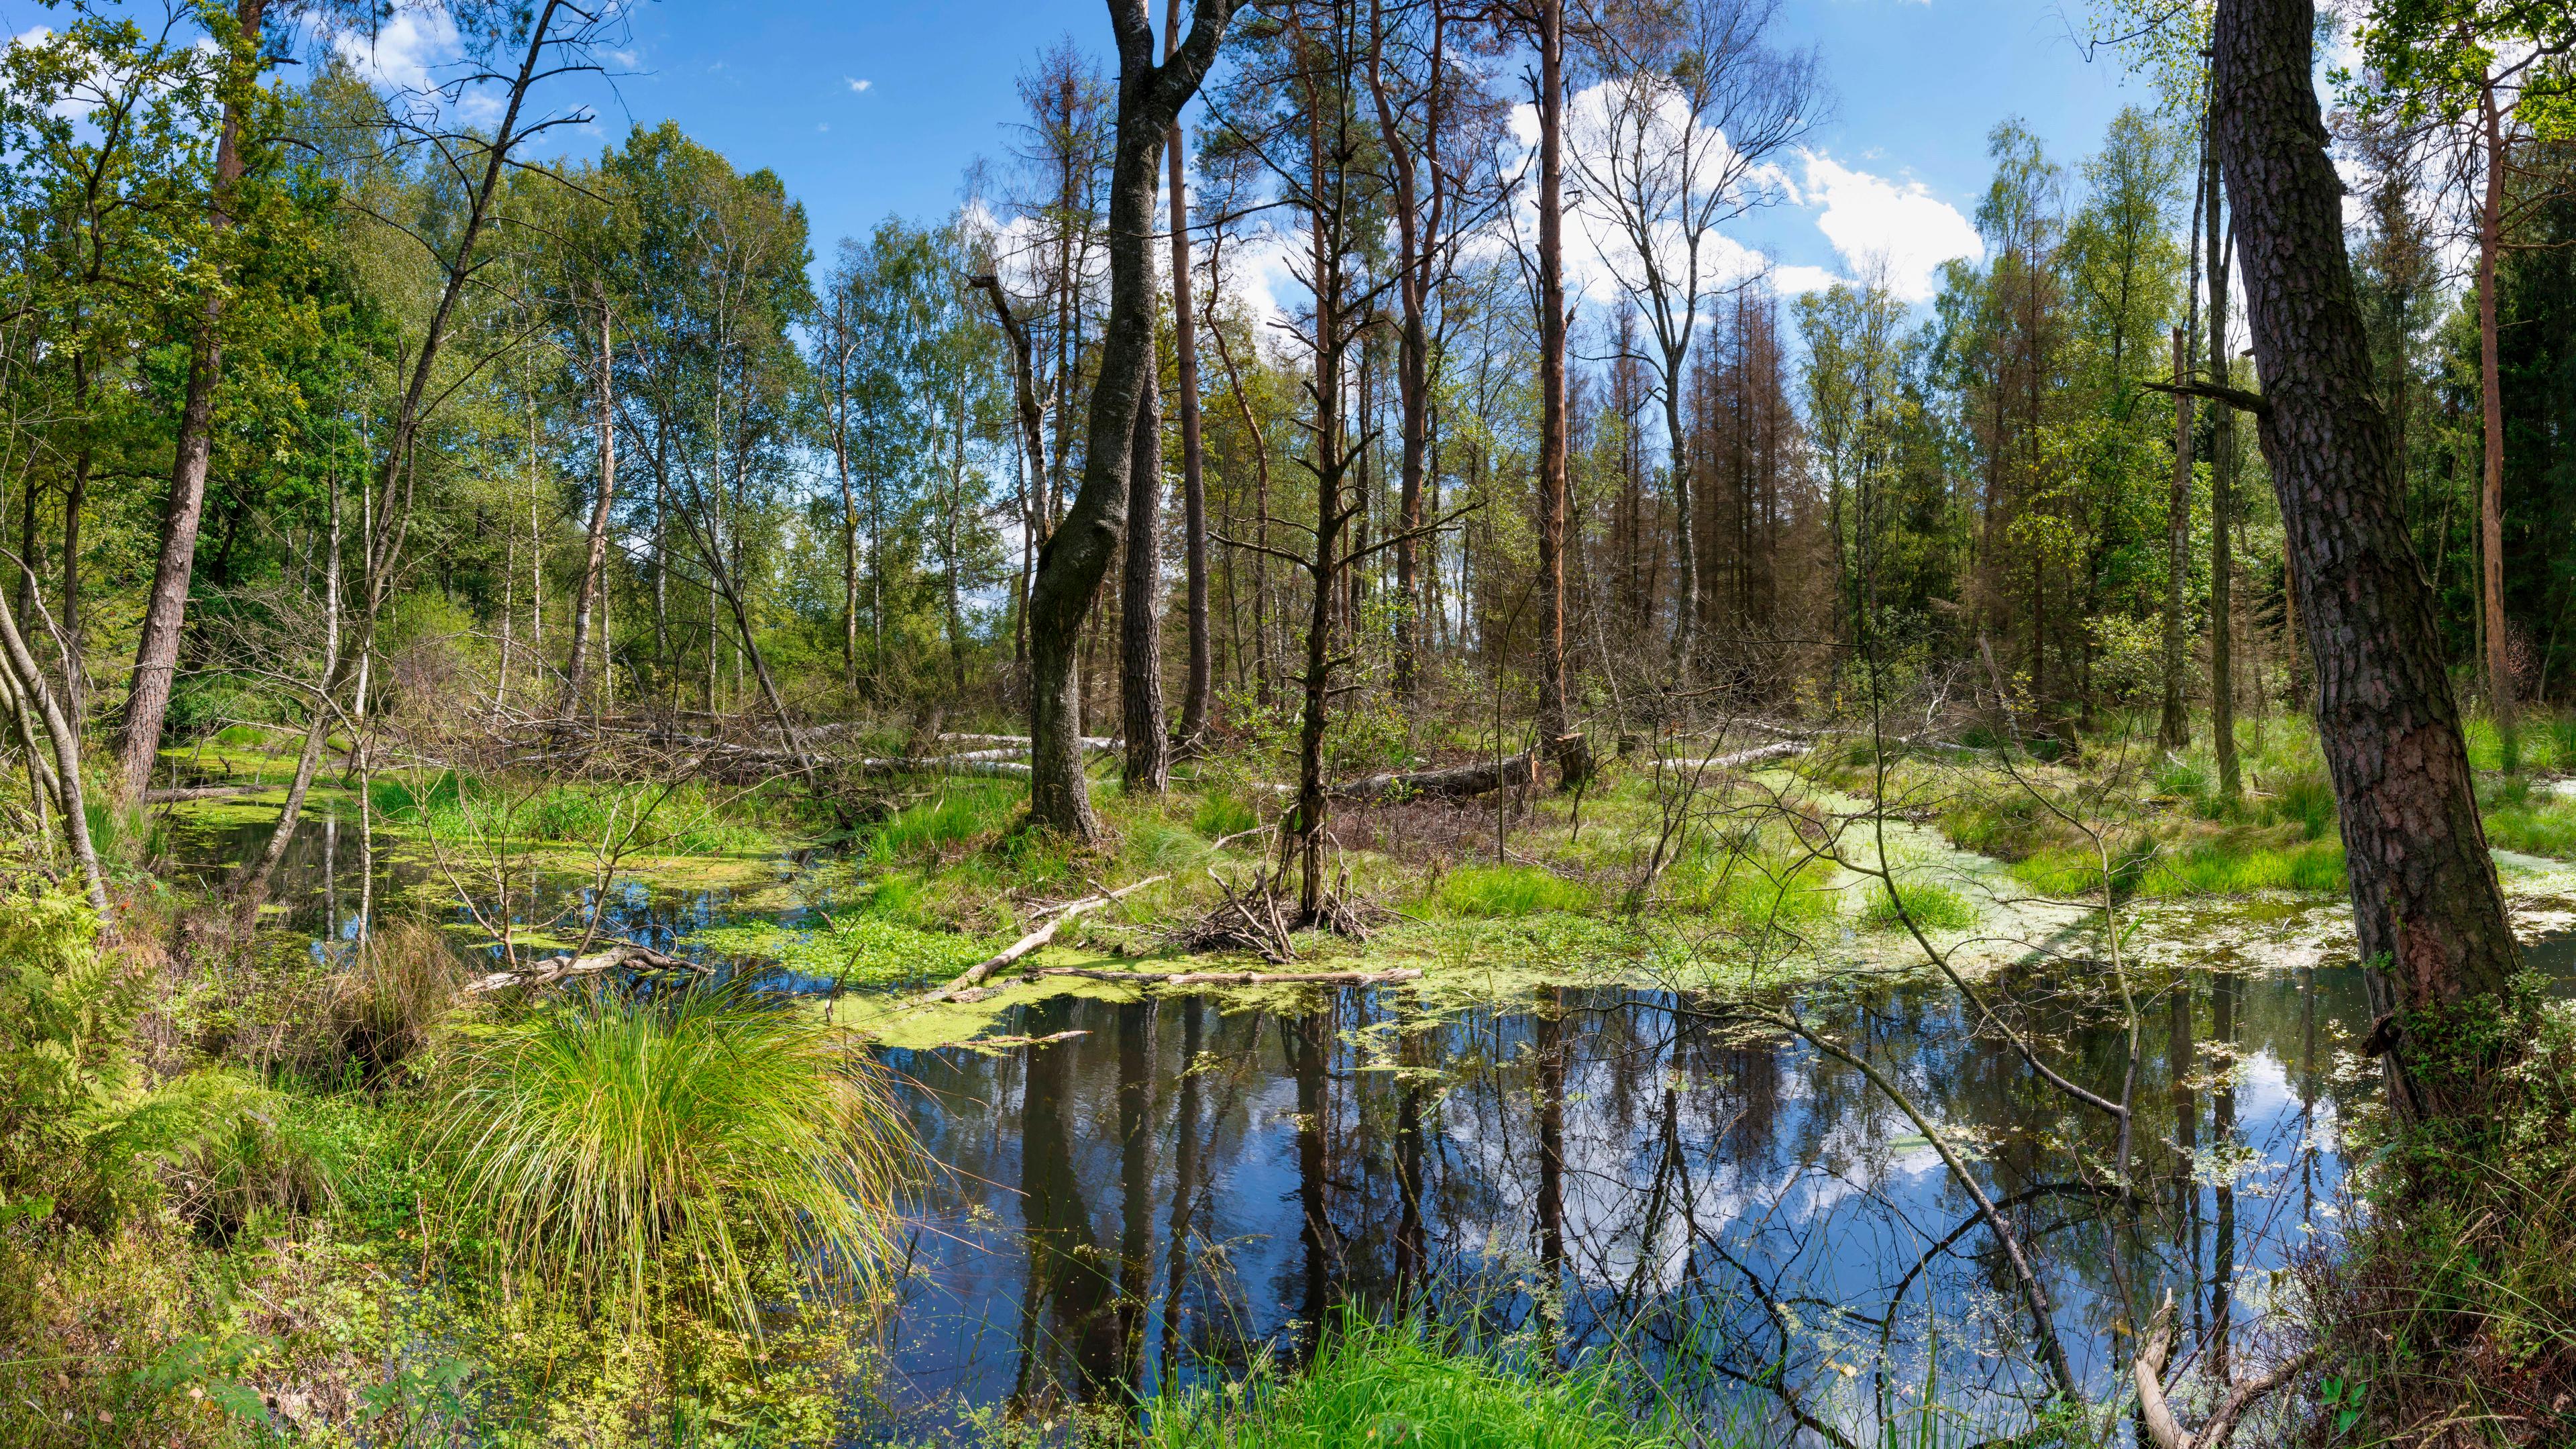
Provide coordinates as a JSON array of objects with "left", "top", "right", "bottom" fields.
[{"left": 0, "top": 0, "right": 2572, "bottom": 1442}]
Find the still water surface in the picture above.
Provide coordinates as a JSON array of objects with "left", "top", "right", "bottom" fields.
[{"left": 175, "top": 809, "right": 2508, "bottom": 1441}]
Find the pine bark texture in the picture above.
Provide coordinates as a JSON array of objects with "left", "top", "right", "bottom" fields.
[
  {"left": 1122, "top": 303, "right": 1170, "bottom": 792},
  {"left": 2211, "top": 0, "right": 2519, "bottom": 1116},
  {"left": 1532, "top": 0, "right": 1576, "bottom": 784}
]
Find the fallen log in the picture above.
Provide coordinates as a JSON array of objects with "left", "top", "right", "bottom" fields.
[
  {"left": 464, "top": 940, "right": 710, "bottom": 994},
  {"left": 2133, "top": 1290, "right": 2318, "bottom": 1449},
  {"left": 1026, "top": 967, "right": 1421, "bottom": 989},
  {"left": 1330, "top": 751, "right": 1536, "bottom": 804},
  {"left": 1660, "top": 739, "right": 1809, "bottom": 773},
  {"left": 933, "top": 733, "right": 1120, "bottom": 754},
  {"left": 853, "top": 757, "right": 1033, "bottom": 779},
  {"left": 143, "top": 785, "right": 256, "bottom": 803},
  {"left": 918, "top": 875, "right": 1171, "bottom": 1003}
]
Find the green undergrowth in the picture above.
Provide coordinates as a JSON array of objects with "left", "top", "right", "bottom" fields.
[
  {"left": 1911, "top": 709, "right": 2576, "bottom": 905},
  {"left": 2306, "top": 987, "right": 2576, "bottom": 1443},
  {"left": 373, "top": 772, "right": 790, "bottom": 857},
  {"left": 1142, "top": 1318, "right": 1705, "bottom": 1449}
]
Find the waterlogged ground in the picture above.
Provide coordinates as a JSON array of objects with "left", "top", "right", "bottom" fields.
[{"left": 159, "top": 782, "right": 2576, "bottom": 1444}]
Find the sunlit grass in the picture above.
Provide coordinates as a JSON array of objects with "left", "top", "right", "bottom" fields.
[
  {"left": 1431, "top": 864, "right": 1595, "bottom": 918},
  {"left": 431, "top": 987, "right": 912, "bottom": 1328},
  {"left": 1860, "top": 879, "right": 1978, "bottom": 932},
  {"left": 1146, "top": 1318, "right": 1703, "bottom": 1449}
]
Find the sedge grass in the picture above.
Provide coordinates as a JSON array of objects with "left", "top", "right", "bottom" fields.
[
  {"left": 1146, "top": 1318, "right": 1698, "bottom": 1449},
  {"left": 431, "top": 985, "right": 912, "bottom": 1330}
]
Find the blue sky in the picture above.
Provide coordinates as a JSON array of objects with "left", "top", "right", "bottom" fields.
[
  {"left": 3, "top": 0, "right": 2181, "bottom": 301},
  {"left": 364, "top": 0, "right": 2169, "bottom": 300}
]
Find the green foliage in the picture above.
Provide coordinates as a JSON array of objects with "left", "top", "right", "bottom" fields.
[
  {"left": 431, "top": 986, "right": 911, "bottom": 1329},
  {"left": 373, "top": 774, "right": 779, "bottom": 856},
  {"left": 1146, "top": 1320, "right": 1697, "bottom": 1449},
  {"left": 1861, "top": 879, "right": 1978, "bottom": 932},
  {"left": 867, "top": 780, "right": 1022, "bottom": 865},
  {"left": 0, "top": 881, "right": 303, "bottom": 1233},
  {"left": 689, "top": 914, "right": 993, "bottom": 990},
  {"left": 1192, "top": 790, "right": 1261, "bottom": 841},
  {"left": 1430, "top": 865, "right": 1595, "bottom": 918}
]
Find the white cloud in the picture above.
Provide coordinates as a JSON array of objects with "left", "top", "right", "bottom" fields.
[
  {"left": 845, "top": 76, "right": 871, "bottom": 93},
  {"left": 327, "top": 8, "right": 462, "bottom": 93},
  {"left": 1797, "top": 152, "right": 1982, "bottom": 302}
]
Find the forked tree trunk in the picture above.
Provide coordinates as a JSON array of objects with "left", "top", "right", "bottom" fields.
[
  {"left": 1026, "top": 0, "right": 1235, "bottom": 837},
  {"left": 2211, "top": 0, "right": 2520, "bottom": 1122},
  {"left": 1122, "top": 302, "right": 1170, "bottom": 793}
]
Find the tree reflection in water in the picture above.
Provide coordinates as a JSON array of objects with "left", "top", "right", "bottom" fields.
[{"left": 877, "top": 961, "right": 2365, "bottom": 1440}]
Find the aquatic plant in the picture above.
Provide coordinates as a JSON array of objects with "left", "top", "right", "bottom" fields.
[{"left": 431, "top": 985, "right": 912, "bottom": 1328}]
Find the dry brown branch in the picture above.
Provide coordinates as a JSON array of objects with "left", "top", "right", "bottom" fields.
[{"left": 918, "top": 875, "right": 1171, "bottom": 1002}]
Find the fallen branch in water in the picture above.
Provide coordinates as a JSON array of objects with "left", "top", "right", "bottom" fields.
[
  {"left": 464, "top": 940, "right": 709, "bottom": 994},
  {"left": 1025, "top": 966, "right": 1421, "bottom": 988},
  {"left": 917, "top": 875, "right": 1170, "bottom": 1003},
  {"left": 2135, "top": 1291, "right": 2318, "bottom": 1449},
  {"left": 928, "top": 1028, "right": 1089, "bottom": 1052}
]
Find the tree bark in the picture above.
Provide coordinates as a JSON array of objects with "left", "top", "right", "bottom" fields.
[
  {"left": 2477, "top": 78, "right": 2511, "bottom": 732},
  {"left": 1166, "top": 0, "right": 1212, "bottom": 750},
  {"left": 1121, "top": 295, "right": 1170, "bottom": 792},
  {"left": 115, "top": 0, "right": 268, "bottom": 797},
  {"left": 563, "top": 299, "right": 615, "bottom": 707},
  {"left": 2206, "top": 138, "right": 2241, "bottom": 800},
  {"left": 1532, "top": 0, "right": 1579, "bottom": 786},
  {"left": 1026, "top": 0, "right": 1235, "bottom": 837},
  {"left": 2159, "top": 325, "right": 2193, "bottom": 750},
  {"left": 2212, "top": 0, "right": 2520, "bottom": 1121}
]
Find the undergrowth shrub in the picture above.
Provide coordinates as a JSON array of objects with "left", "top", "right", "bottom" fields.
[
  {"left": 431, "top": 985, "right": 912, "bottom": 1329},
  {"left": 0, "top": 883, "right": 299, "bottom": 1234},
  {"left": 2304, "top": 989, "right": 2576, "bottom": 1445}
]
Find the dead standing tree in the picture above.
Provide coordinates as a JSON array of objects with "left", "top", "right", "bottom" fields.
[
  {"left": 1567, "top": 0, "right": 1819, "bottom": 678},
  {"left": 1024, "top": 0, "right": 1238, "bottom": 839}
]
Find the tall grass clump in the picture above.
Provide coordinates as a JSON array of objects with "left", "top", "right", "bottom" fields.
[
  {"left": 433, "top": 986, "right": 912, "bottom": 1328},
  {"left": 866, "top": 779, "right": 1021, "bottom": 865},
  {"left": 1432, "top": 863, "right": 1595, "bottom": 918},
  {"left": 1860, "top": 879, "right": 1977, "bottom": 933},
  {"left": 1148, "top": 1318, "right": 1695, "bottom": 1449}
]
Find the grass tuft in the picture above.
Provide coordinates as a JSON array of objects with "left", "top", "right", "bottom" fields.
[
  {"left": 431, "top": 985, "right": 912, "bottom": 1328},
  {"left": 1147, "top": 1318, "right": 1697, "bottom": 1449},
  {"left": 1861, "top": 879, "right": 1978, "bottom": 933},
  {"left": 1432, "top": 864, "right": 1595, "bottom": 918}
]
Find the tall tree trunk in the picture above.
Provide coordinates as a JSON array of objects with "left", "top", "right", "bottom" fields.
[
  {"left": 2206, "top": 142, "right": 2241, "bottom": 799},
  {"left": 1166, "top": 0, "right": 1212, "bottom": 751},
  {"left": 115, "top": 0, "right": 268, "bottom": 796},
  {"left": 1665, "top": 352, "right": 1696, "bottom": 676},
  {"left": 1532, "top": 0, "right": 1578, "bottom": 784},
  {"left": 2159, "top": 325, "right": 2194, "bottom": 750},
  {"left": 2211, "top": 0, "right": 2520, "bottom": 1122},
  {"left": 2477, "top": 79, "right": 2511, "bottom": 733},
  {"left": 564, "top": 301, "right": 615, "bottom": 707},
  {"left": 1122, "top": 294, "right": 1171, "bottom": 792},
  {"left": 1028, "top": 0, "right": 1234, "bottom": 836}
]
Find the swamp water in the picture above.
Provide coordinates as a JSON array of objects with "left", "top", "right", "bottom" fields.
[{"left": 174, "top": 808, "right": 2546, "bottom": 1444}]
